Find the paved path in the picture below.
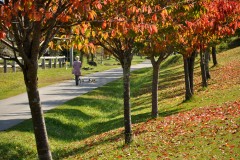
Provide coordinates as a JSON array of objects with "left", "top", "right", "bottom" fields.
[{"left": 0, "top": 60, "right": 151, "bottom": 131}]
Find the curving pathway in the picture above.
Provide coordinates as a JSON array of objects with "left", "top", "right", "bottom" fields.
[{"left": 0, "top": 60, "right": 151, "bottom": 131}]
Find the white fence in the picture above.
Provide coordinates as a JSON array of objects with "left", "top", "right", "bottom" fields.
[{"left": 0, "top": 56, "right": 66, "bottom": 73}]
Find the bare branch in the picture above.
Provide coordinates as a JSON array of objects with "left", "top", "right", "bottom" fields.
[{"left": 0, "top": 39, "right": 19, "bottom": 52}]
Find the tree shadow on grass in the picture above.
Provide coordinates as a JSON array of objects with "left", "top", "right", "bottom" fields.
[
  {"left": 52, "top": 112, "right": 151, "bottom": 159},
  {"left": 11, "top": 95, "right": 124, "bottom": 135},
  {"left": 5, "top": 62, "right": 190, "bottom": 159},
  {"left": 0, "top": 142, "right": 35, "bottom": 160},
  {"left": 53, "top": 107, "right": 185, "bottom": 159},
  {"left": 53, "top": 130, "right": 124, "bottom": 159},
  {"left": 160, "top": 89, "right": 185, "bottom": 100},
  {"left": 132, "top": 94, "right": 151, "bottom": 109},
  {"left": 131, "top": 103, "right": 151, "bottom": 113},
  {"left": 158, "top": 108, "right": 183, "bottom": 117},
  {"left": 228, "top": 38, "right": 240, "bottom": 49},
  {"left": 131, "top": 66, "right": 184, "bottom": 97}
]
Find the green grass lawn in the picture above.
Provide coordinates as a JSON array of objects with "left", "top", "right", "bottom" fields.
[
  {"left": 0, "top": 56, "right": 144, "bottom": 100},
  {"left": 0, "top": 47, "right": 239, "bottom": 160}
]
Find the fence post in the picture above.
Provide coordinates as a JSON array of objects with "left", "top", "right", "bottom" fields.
[
  {"left": 49, "top": 59, "right": 52, "bottom": 68},
  {"left": 59, "top": 58, "right": 62, "bottom": 68},
  {"left": 12, "top": 61, "right": 16, "bottom": 72},
  {"left": 62, "top": 58, "right": 65, "bottom": 67},
  {"left": 4, "top": 59, "right": 7, "bottom": 73},
  {"left": 42, "top": 58, "right": 46, "bottom": 69},
  {"left": 54, "top": 58, "right": 57, "bottom": 68}
]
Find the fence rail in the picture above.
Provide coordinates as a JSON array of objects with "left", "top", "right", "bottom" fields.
[{"left": 0, "top": 56, "right": 66, "bottom": 73}]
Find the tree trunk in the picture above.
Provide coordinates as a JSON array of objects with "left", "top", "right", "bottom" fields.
[
  {"left": 122, "top": 57, "right": 132, "bottom": 144},
  {"left": 205, "top": 49, "right": 211, "bottom": 79},
  {"left": 183, "top": 56, "right": 193, "bottom": 100},
  {"left": 87, "top": 54, "right": 90, "bottom": 63},
  {"left": 23, "top": 67, "right": 52, "bottom": 160},
  {"left": 200, "top": 48, "right": 208, "bottom": 87},
  {"left": 91, "top": 53, "right": 94, "bottom": 62},
  {"left": 80, "top": 51, "right": 84, "bottom": 63},
  {"left": 212, "top": 46, "right": 218, "bottom": 66},
  {"left": 187, "top": 51, "right": 196, "bottom": 94},
  {"left": 151, "top": 60, "right": 160, "bottom": 118}
]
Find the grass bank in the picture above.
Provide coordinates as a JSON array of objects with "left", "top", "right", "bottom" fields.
[{"left": 0, "top": 47, "right": 239, "bottom": 159}]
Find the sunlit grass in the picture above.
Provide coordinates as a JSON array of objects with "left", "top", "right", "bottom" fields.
[{"left": 0, "top": 47, "right": 239, "bottom": 159}]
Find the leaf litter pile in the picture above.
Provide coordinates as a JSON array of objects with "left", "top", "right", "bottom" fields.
[
  {"left": 67, "top": 101, "right": 240, "bottom": 160},
  {"left": 131, "top": 101, "right": 240, "bottom": 159}
]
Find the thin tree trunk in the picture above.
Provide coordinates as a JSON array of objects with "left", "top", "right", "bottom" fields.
[
  {"left": 87, "top": 54, "right": 90, "bottom": 63},
  {"left": 91, "top": 53, "right": 94, "bottom": 62},
  {"left": 212, "top": 46, "right": 218, "bottom": 66},
  {"left": 200, "top": 48, "right": 208, "bottom": 87},
  {"left": 151, "top": 58, "right": 160, "bottom": 118},
  {"left": 23, "top": 67, "right": 52, "bottom": 160},
  {"left": 183, "top": 56, "right": 193, "bottom": 100},
  {"left": 187, "top": 51, "right": 196, "bottom": 94},
  {"left": 80, "top": 51, "right": 84, "bottom": 63},
  {"left": 122, "top": 57, "right": 132, "bottom": 144},
  {"left": 205, "top": 49, "right": 211, "bottom": 79}
]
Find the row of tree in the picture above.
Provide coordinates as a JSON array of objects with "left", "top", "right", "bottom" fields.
[
  {"left": 90, "top": 0, "right": 240, "bottom": 145},
  {"left": 0, "top": 0, "right": 239, "bottom": 159}
]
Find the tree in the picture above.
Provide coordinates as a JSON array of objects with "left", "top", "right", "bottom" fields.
[
  {"left": 0, "top": 0, "right": 100, "bottom": 159},
  {"left": 98, "top": 37, "right": 137, "bottom": 144},
  {"left": 168, "top": 1, "right": 201, "bottom": 100},
  {"left": 139, "top": 0, "right": 179, "bottom": 118},
  {"left": 181, "top": 50, "right": 196, "bottom": 100},
  {"left": 141, "top": 36, "right": 176, "bottom": 117},
  {"left": 177, "top": 0, "right": 240, "bottom": 90},
  {"left": 211, "top": 45, "right": 218, "bottom": 66},
  {"left": 92, "top": 0, "right": 159, "bottom": 144}
]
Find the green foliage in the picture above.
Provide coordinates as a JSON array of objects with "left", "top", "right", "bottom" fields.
[
  {"left": 160, "top": 54, "right": 182, "bottom": 68},
  {"left": 217, "top": 36, "right": 240, "bottom": 52}
]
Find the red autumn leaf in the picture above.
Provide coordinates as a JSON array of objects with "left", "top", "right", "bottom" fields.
[
  {"left": 141, "top": 4, "right": 147, "bottom": 12},
  {"left": 102, "top": 21, "right": 107, "bottom": 29},
  {"left": 151, "top": 24, "right": 158, "bottom": 34},
  {"left": 152, "top": 13, "right": 157, "bottom": 22},
  {"left": 34, "top": 12, "right": 42, "bottom": 21},
  {"left": 111, "top": 29, "right": 116, "bottom": 37},
  {"left": 0, "top": 31, "right": 6, "bottom": 39},
  {"left": 103, "top": 0, "right": 108, "bottom": 5},
  {"left": 132, "top": 6, "right": 137, "bottom": 13},
  {"left": 95, "top": 3, "right": 102, "bottom": 10},
  {"left": 147, "top": 6, "right": 152, "bottom": 14},
  {"left": 45, "top": 12, "right": 52, "bottom": 19},
  {"left": 138, "top": 14, "right": 145, "bottom": 23}
]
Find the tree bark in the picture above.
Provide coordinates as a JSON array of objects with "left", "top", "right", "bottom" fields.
[
  {"left": 205, "top": 49, "right": 211, "bottom": 79},
  {"left": 150, "top": 57, "right": 160, "bottom": 118},
  {"left": 87, "top": 54, "right": 90, "bottom": 63},
  {"left": 80, "top": 51, "right": 84, "bottom": 63},
  {"left": 91, "top": 53, "right": 94, "bottom": 62},
  {"left": 187, "top": 51, "right": 196, "bottom": 94},
  {"left": 200, "top": 48, "right": 208, "bottom": 87},
  {"left": 20, "top": 20, "right": 52, "bottom": 159},
  {"left": 23, "top": 67, "right": 52, "bottom": 160},
  {"left": 212, "top": 46, "right": 218, "bottom": 66},
  {"left": 122, "top": 57, "right": 132, "bottom": 144},
  {"left": 183, "top": 56, "right": 193, "bottom": 100}
]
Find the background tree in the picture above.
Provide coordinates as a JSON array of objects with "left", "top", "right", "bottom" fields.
[{"left": 176, "top": 0, "right": 240, "bottom": 93}]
